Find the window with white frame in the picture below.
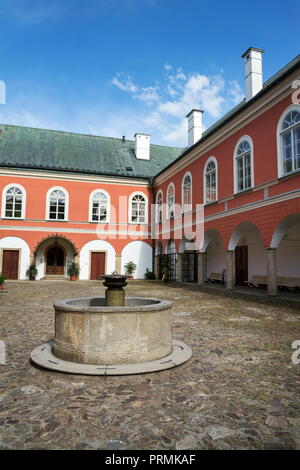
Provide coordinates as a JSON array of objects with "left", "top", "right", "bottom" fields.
[
  {"left": 204, "top": 159, "right": 217, "bottom": 203},
  {"left": 48, "top": 189, "right": 66, "bottom": 220},
  {"left": 130, "top": 193, "right": 147, "bottom": 223},
  {"left": 167, "top": 184, "right": 175, "bottom": 218},
  {"left": 91, "top": 191, "right": 108, "bottom": 222},
  {"left": 156, "top": 191, "right": 163, "bottom": 222},
  {"left": 182, "top": 174, "right": 192, "bottom": 211},
  {"left": 235, "top": 139, "right": 253, "bottom": 192},
  {"left": 4, "top": 186, "right": 24, "bottom": 218},
  {"left": 280, "top": 109, "right": 300, "bottom": 175}
]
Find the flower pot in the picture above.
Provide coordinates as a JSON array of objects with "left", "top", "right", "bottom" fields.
[
  {"left": 0, "top": 283, "right": 4, "bottom": 290},
  {"left": 70, "top": 275, "right": 78, "bottom": 281}
]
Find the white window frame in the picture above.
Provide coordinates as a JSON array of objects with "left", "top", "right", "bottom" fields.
[
  {"left": 128, "top": 191, "right": 148, "bottom": 224},
  {"left": 276, "top": 104, "right": 300, "bottom": 178},
  {"left": 89, "top": 189, "right": 110, "bottom": 223},
  {"left": 167, "top": 183, "right": 175, "bottom": 219},
  {"left": 181, "top": 172, "right": 192, "bottom": 213},
  {"left": 156, "top": 190, "right": 163, "bottom": 223},
  {"left": 203, "top": 157, "right": 218, "bottom": 204},
  {"left": 46, "top": 186, "right": 69, "bottom": 221},
  {"left": 233, "top": 135, "right": 254, "bottom": 194},
  {"left": 1, "top": 183, "right": 26, "bottom": 219}
]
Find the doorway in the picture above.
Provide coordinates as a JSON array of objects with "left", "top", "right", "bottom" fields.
[
  {"left": 46, "top": 246, "right": 65, "bottom": 275},
  {"left": 235, "top": 245, "right": 248, "bottom": 285},
  {"left": 90, "top": 252, "right": 106, "bottom": 280},
  {"left": 2, "top": 250, "right": 19, "bottom": 279}
]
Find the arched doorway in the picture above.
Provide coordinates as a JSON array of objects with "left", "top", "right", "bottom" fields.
[{"left": 46, "top": 245, "right": 65, "bottom": 275}]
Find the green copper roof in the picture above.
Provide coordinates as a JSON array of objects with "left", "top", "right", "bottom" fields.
[{"left": 0, "top": 125, "right": 182, "bottom": 179}]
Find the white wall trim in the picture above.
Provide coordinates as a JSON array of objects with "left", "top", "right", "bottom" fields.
[
  {"left": 155, "top": 190, "right": 163, "bottom": 223},
  {"left": 1, "top": 183, "right": 26, "bottom": 220},
  {"left": 88, "top": 188, "right": 111, "bottom": 223},
  {"left": 233, "top": 135, "right": 255, "bottom": 194},
  {"left": 45, "top": 186, "right": 69, "bottom": 221},
  {"left": 276, "top": 103, "right": 300, "bottom": 178},
  {"left": 203, "top": 156, "right": 218, "bottom": 204},
  {"left": 181, "top": 171, "right": 192, "bottom": 212},
  {"left": 128, "top": 191, "right": 149, "bottom": 224}
]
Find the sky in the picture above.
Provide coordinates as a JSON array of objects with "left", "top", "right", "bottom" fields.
[{"left": 0, "top": 0, "right": 299, "bottom": 147}]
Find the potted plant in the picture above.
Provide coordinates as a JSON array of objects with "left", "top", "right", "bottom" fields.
[
  {"left": 124, "top": 261, "right": 137, "bottom": 279},
  {"left": 144, "top": 268, "right": 156, "bottom": 280},
  {"left": 0, "top": 273, "right": 5, "bottom": 290},
  {"left": 67, "top": 262, "right": 80, "bottom": 281},
  {"left": 26, "top": 263, "right": 38, "bottom": 281}
]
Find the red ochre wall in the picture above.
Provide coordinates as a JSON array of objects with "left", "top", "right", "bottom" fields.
[{"left": 154, "top": 94, "right": 300, "bottom": 249}]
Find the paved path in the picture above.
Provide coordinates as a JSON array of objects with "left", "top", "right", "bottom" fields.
[{"left": 0, "top": 280, "right": 299, "bottom": 450}]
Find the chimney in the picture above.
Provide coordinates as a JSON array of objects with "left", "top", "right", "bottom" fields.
[
  {"left": 135, "top": 133, "right": 150, "bottom": 160},
  {"left": 186, "top": 109, "right": 203, "bottom": 147},
  {"left": 242, "top": 47, "right": 264, "bottom": 101}
]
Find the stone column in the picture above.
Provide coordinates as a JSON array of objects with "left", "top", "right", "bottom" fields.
[
  {"left": 226, "top": 250, "right": 234, "bottom": 289},
  {"left": 177, "top": 253, "right": 183, "bottom": 282},
  {"left": 115, "top": 255, "right": 122, "bottom": 274},
  {"left": 266, "top": 248, "right": 278, "bottom": 296},
  {"left": 154, "top": 255, "right": 160, "bottom": 279},
  {"left": 197, "top": 252, "right": 205, "bottom": 286}
]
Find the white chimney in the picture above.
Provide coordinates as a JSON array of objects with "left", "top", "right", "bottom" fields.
[
  {"left": 186, "top": 109, "right": 203, "bottom": 147},
  {"left": 135, "top": 133, "right": 150, "bottom": 160},
  {"left": 242, "top": 47, "right": 264, "bottom": 101}
]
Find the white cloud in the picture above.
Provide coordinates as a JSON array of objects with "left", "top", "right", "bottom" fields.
[
  {"left": 110, "top": 63, "right": 244, "bottom": 145},
  {"left": 111, "top": 74, "right": 138, "bottom": 93}
]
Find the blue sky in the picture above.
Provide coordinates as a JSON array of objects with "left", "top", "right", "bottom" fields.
[{"left": 0, "top": 0, "right": 299, "bottom": 147}]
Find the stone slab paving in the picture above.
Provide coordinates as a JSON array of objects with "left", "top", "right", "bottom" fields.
[{"left": 0, "top": 280, "right": 300, "bottom": 450}]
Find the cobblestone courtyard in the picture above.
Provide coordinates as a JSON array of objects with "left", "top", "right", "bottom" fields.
[{"left": 0, "top": 280, "right": 300, "bottom": 450}]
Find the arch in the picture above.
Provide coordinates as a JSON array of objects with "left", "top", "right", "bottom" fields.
[
  {"left": 46, "top": 186, "right": 69, "bottom": 221},
  {"left": 155, "top": 241, "right": 163, "bottom": 256},
  {"left": 0, "top": 237, "right": 30, "bottom": 280},
  {"left": 182, "top": 171, "right": 192, "bottom": 212},
  {"left": 201, "top": 229, "right": 225, "bottom": 281},
  {"left": 89, "top": 189, "right": 110, "bottom": 223},
  {"left": 203, "top": 157, "right": 218, "bottom": 204},
  {"left": 128, "top": 191, "right": 148, "bottom": 224},
  {"left": 233, "top": 135, "right": 254, "bottom": 193},
  {"left": 34, "top": 235, "right": 77, "bottom": 280},
  {"left": 200, "top": 228, "right": 224, "bottom": 252},
  {"left": 228, "top": 221, "right": 264, "bottom": 251},
  {"left": 1, "top": 183, "right": 26, "bottom": 219},
  {"left": 270, "top": 213, "right": 300, "bottom": 248},
  {"left": 276, "top": 104, "right": 300, "bottom": 177},
  {"left": 272, "top": 214, "right": 300, "bottom": 278},
  {"left": 121, "top": 241, "right": 152, "bottom": 279},
  {"left": 228, "top": 221, "right": 267, "bottom": 285},
  {"left": 79, "top": 240, "right": 116, "bottom": 280},
  {"left": 167, "top": 183, "right": 175, "bottom": 219}
]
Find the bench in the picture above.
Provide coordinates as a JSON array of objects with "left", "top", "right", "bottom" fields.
[
  {"left": 244, "top": 275, "right": 267, "bottom": 288},
  {"left": 207, "top": 272, "right": 223, "bottom": 283},
  {"left": 277, "top": 277, "right": 300, "bottom": 291}
]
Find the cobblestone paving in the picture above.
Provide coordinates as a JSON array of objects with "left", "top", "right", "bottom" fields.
[{"left": 0, "top": 280, "right": 300, "bottom": 450}]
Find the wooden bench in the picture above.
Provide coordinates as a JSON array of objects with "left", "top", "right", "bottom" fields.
[
  {"left": 277, "top": 277, "right": 300, "bottom": 291},
  {"left": 244, "top": 275, "right": 267, "bottom": 288},
  {"left": 207, "top": 272, "right": 223, "bottom": 283}
]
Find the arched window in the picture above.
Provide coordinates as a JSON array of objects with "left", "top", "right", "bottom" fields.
[
  {"left": 130, "top": 193, "right": 147, "bottom": 224},
  {"left": 204, "top": 158, "right": 217, "bottom": 203},
  {"left": 167, "top": 183, "right": 175, "bottom": 218},
  {"left": 156, "top": 191, "right": 163, "bottom": 222},
  {"left": 48, "top": 189, "right": 67, "bottom": 220},
  {"left": 90, "top": 191, "right": 109, "bottom": 222},
  {"left": 182, "top": 173, "right": 192, "bottom": 211},
  {"left": 234, "top": 137, "right": 253, "bottom": 192},
  {"left": 280, "top": 108, "right": 300, "bottom": 175},
  {"left": 3, "top": 185, "right": 24, "bottom": 219}
]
